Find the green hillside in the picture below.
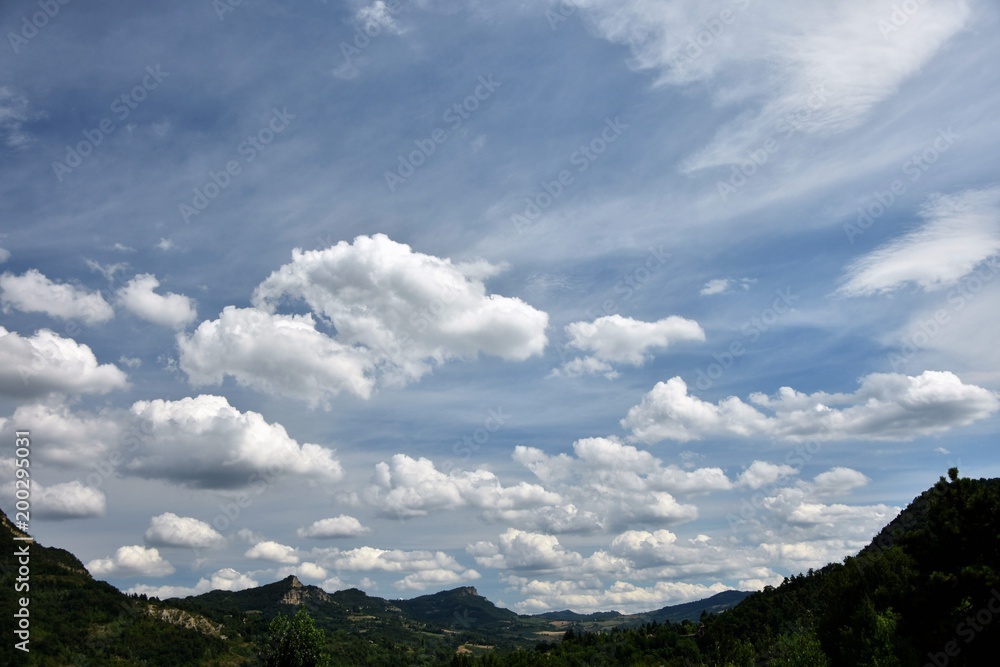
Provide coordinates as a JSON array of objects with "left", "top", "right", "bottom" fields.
[{"left": 0, "top": 508, "right": 251, "bottom": 666}]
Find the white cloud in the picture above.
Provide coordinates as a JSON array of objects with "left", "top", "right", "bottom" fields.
[
  {"left": 127, "top": 568, "right": 258, "bottom": 599},
  {"left": 178, "top": 307, "right": 375, "bottom": 406},
  {"left": 0, "top": 246, "right": 9, "bottom": 264},
  {"left": 0, "top": 269, "right": 113, "bottom": 324},
  {"left": 30, "top": 479, "right": 107, "bottom": 519},
  {"left": 623, "top": 371, "right": 999, "bottom": 443},
  {"left": 180, "top": 236, "right": 548, "bottom": 406},
  {"left": 86, "top": 259, "right": 128, "bottom": 285},
  {"left": 86, "top": 546, "right": 175, "bottom": 578},
  {"left": 273, "top": 562, "right": 330, "bottom": 582},
  {"left": 509, "top": 438, "right": 705, "bottom": 532},
  {"left": 811, "top": 467, "right": 870, "bottom": 496},
  {"left": 365, "top": 454, "right": 560, "bottom": 518},
  {"left": 252, "top": 234, "right": 548, "bottom": 387},
  {"left": 840, "top": 186, "right": 1000, "bottom": 296},
  {"left": 0, "top": 327, "right": 128, "bottom": 398},
  {"left": 117, "top": 274, "right": 197, "bottom": 329},
  {"left": 395, "top": 569, "right": 480, "bottom": 591},
  {"left": 608, "top": 529, "right": 680, "bottom": 569},
  {"left": 312, "top": 545, "right": 479, "bottom": 590},
  {"left": 737, "top": 461, "right": 798, "bottom": 490},
  {"left": 144, "top": 513, "right": 225, "bottom": 548},
  {"left": 552, "top": 356, "right": 619, "bottom": 379},
  {"left": 700, "top": 277, "right": 755, "bottom": 296},
  {"left": 356, "top": 0, "right": 403, "bottom": 35},
  {"left": 570, "top": 0, "right": 970, "bottom": 171},
  {"left": 297, "top": 515, "right": 372, "bottom": 539},
  {"left": 556, "top": 315, "right": 704, "bottom": 377},
  {"left": 157, "top": 238, "right": 175, "bottom": 251},
  {"left": 246, "top": 540, "right": 300, "bottom": 565},
  {"left": 468, "top": 528, "right": 583, "bottom": 571},
  {"left": 2, "top": 402, "right": 121, "bottom": 467},
  {"left": 504, "top": 575, "right": 731, "bottom": 615},
  {"left": 125, "top": 394, "right": 344, "bottom": 489}
]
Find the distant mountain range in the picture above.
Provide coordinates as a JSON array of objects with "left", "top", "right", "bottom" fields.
[
  {"left": 4, "top": 468, "right": 996, "bottom": 665},
  {"left": 0, "top": 505, "right": 748, "bottom": 665}
]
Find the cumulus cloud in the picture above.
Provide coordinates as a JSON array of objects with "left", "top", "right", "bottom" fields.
[
  {"left": 29, "top": 479, "right": 107, "bottom": 519},
  {"left": 839, "top": 186, "right": 1000, "bottom": 296},
  {"left": 608, "top": 529, "right": 683, "bottom": 569},
  {"left": 179, "top": 236, "right": 548, "bottom": 406},
  {"left": 251, "top": 234, "right": 548, "bottom": 385},
  {"left": 569, "top": 0, "right": 970, "bottom": 171},
  {"left": 144, "top": 513, "right": 225, "bottom": 548},
  {"left": 2, "top": 402, "right": 121, "bottom": 467},
  {"left": 504, "top": 575, "right": 731, "bottom": 615},
  {"left": 509, "top": 437, "right": 708, "bottom": 532},
  {"left": 245, "top": 540, "right": 300, "bottom": 564},
  {"left": 297, "top": 515, "right": 372, "bottom": 539},
  {"left": 124, "top": 394, "right": 344, "bottom": 489},
  {"left": 272, "top": 562, "right": 330, "bottom": 582},
  {"left": 178, "top": 307, "right": 375, "bottom": 406},
  {"left": 811, "top": 467, "right": 870, "bottom": 496},
  {"left": 555, "top": 315, "right": 704, "bottom": 378},
  {"left": 468, "top": 528, "right": 584, "bottom": 570},
  {"left": 623, "top": 371, "right": 999, "bottom": 443},
  {"left": 117, "top": 274, "right": 197, "bottom": 329},
  {"left": 87, "top": 546, "right": 174, "bottom": 578},
  {"left": 127, "top": 568, "right": 258, "bottom": 599},
  {"left": 737, "top": 461, "right": 798, "bottom": 490},
  {"left": 311, "top": 545, "right": 479, "bottom": 590},
  {"left": 0, "top": 327, "right": 128, "bottom": 398},
  {"left": 0, "top": 269, "right": 113, "bottom": 323},
  {"left": 365, "top": 454, "right": 560, "bottom": 518}
]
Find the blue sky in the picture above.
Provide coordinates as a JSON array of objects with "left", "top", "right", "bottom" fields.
[{"left": 1, "top": 0, "right": 999, "bottom": 613}]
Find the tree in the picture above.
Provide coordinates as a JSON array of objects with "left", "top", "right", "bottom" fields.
[{"left": 259, "top": 606, "right": 329, "bottom": 667}]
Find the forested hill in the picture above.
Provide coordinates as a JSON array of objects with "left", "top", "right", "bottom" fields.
[
  {"left": 0, "top": 507, "right": 250, "bottom": 666},
  {"left": 699, "top": 469, "right": 1000, "bottom": 666}
]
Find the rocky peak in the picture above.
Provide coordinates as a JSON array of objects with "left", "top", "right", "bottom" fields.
[{"left": 279, "top": 576, "right": 331, "bottom": 606}]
